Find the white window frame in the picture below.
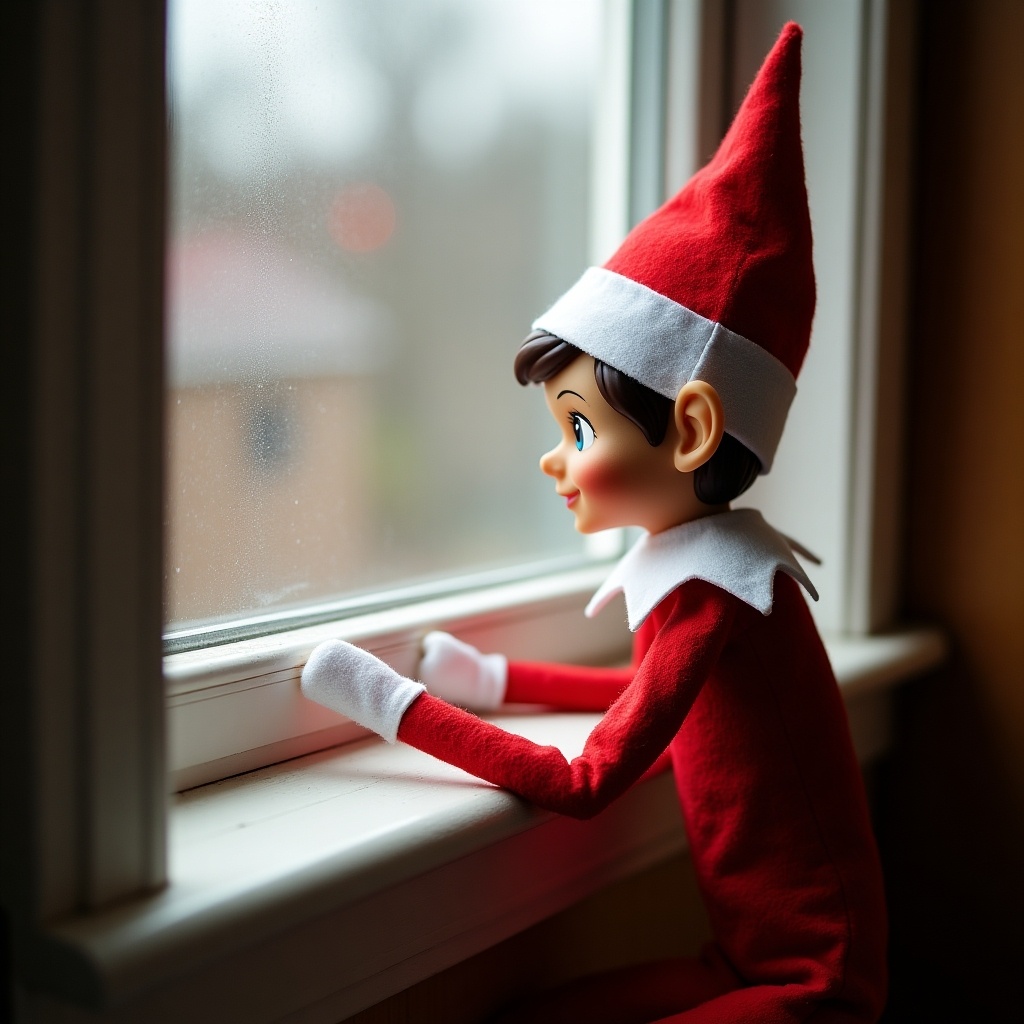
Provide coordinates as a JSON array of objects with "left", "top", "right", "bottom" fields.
[
  {"left": 730, "top": 0, "right": 917, "bottom": 638},
  {"left": 4, "top": 0, "right": 940, "bottom": 1016}
]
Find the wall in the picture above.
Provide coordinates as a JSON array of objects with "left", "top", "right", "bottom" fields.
[{"left": 879, "top": 0, "right": 1024, "bottom": 1020}]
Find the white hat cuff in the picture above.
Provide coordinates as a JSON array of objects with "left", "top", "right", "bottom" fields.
[{"left": 531, "top": 267, "right": 796, "bottom": 473}]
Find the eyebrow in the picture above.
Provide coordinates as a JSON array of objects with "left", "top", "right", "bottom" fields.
[{"left": 556, "top": 389, "right": 587, "bottom": 402}]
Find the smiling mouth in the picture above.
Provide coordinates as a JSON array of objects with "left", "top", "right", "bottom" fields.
[{"left": 560, "top": 491, "right": 579, "bottom": 509}]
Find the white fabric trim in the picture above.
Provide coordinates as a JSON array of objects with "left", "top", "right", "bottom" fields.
[
  {"left": 584, "top": 508, "right": 818, "bottom": 631},
  {"left": 301, "top": 639, "right": 425, "bottom": 743},
  {"left": 418, "top": 631, "right": 508, "bottom": 711},
  {"left": 532, "top": 267, "right": 797, "bottom": 473}
]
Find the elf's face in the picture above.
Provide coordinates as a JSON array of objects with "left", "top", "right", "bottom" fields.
[{"left": 539, "top": 355, "right": 699, "bottom": 535}]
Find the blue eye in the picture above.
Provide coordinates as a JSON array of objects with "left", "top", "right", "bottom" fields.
[{"left": 570, "top": 412, "right": 596, "bottom": 451}]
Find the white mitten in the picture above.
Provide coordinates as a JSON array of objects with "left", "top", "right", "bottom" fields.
[
  {"left": 418, "top": 631, "right": 507, "bottom": 711},
  {"left": 301, "top": 639, "right": 425, "bottom": 743}
]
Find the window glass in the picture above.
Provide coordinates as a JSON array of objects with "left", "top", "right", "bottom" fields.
[{"left": 165, "top": 0, "right": 604, "bottom": 633}]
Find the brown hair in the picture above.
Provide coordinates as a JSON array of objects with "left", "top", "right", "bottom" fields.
[
  {"left": 514, "top": 330, "right": 760, "bottom": 503},
  {"left": 515, "top": 330, "right": 673, "bottom": 446}
]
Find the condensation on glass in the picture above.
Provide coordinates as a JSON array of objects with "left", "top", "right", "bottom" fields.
[{"left": 165, "top": 0, "right": 601, "bottom": 631}]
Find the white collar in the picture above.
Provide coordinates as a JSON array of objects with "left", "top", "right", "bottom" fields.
[{"left": 584, "top": 508, "right": 818, "bottom": 631}]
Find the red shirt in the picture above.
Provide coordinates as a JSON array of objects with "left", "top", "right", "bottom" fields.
[{"left": 399, "top": 521, "right": 887, "bottom": 1020}]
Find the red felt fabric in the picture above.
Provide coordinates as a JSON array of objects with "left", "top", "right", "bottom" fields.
[
  {"left": 661, "top": 575, "right": 887, "bottom": 1021},
  {"left": 398, "top": 574, "right": 887, "bottom": 1021},
  {"left": 504, "top": 614, "right": 652, "bottom": 710},
  {"left": 505, "top": 661, "right": 633, "bottom": 711},
  {"left": 604, "top": 22, "right": 815, "bottom": 378},
  {"left": 400, "top": 580, "right": 734, "bottom": 819}
]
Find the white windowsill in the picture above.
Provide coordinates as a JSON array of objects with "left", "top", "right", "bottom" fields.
[
  {"left": 33, "top": 627, "right": 946, "bottom": 1024},
  {"left": 165, "top": 562, "right": 631, "bottom": 792}
]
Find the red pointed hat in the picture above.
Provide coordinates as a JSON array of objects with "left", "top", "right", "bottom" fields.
[{"left": 532, "top": 22, "right": 814, "bottom": 473}]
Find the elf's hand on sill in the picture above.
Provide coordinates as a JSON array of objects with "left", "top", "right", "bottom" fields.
[
  {"left": 418, "top": 631, "right": 507, "bottom": 711},
  {"left": 301, "top": 639, "right": 424, "bottom": 743}
]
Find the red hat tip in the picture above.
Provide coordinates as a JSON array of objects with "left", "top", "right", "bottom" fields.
[{"left": 533, "top": 22, "right": 814, "bottom": 471}]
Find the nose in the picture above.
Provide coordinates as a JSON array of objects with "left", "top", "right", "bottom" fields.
[{"left": 539, "top": 442, "right": 563, "bottom": 479}]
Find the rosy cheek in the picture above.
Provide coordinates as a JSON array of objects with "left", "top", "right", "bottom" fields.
[{"left": 573, "top": 452, "right": 631, "bottom": 501}]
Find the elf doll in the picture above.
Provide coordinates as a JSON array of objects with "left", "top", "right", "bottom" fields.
[{"left": 302, "top": 23, "right": 888, "bottom": 1023}]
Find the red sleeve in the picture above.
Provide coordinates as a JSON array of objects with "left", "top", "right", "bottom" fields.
[
  {"left": 504, "top": 661, "right": 634, "bottom": 711},
  {"left": 397, "top": 580, "right": 736, "bottom": 819},
  {"left": 503, "top": 606, "right": 662, "bottom": 710}
]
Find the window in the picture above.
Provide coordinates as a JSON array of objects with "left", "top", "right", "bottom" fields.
[
  {"left": 163, "top": 0, "right": 915, "bottom": 791},
  {"left": 164, "top": 0, "right": 614, "bottom": 645},
  {"left": 8, "top": 0, "right": 924, "bottom": 1006}
]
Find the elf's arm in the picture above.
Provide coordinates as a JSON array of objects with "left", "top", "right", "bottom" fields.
[
  {"left": 302, "top": 580, "right": 735, "bottom": 820},
  {"left": 417, "top": 630, "right": 634, "bottom": 712},
  {"left": 506, "top": 661, "right": 634, "bottom": 711},
  {"left": 502, "top": 614, "right": 654, "bottom": 709}
]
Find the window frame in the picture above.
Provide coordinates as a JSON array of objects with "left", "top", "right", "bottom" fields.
[
  {"left": 13, "top": 0, "right": 168, "bottom": 919},
  {"left": 4, "top": 0, "right": 923, "bottom": 1008}
]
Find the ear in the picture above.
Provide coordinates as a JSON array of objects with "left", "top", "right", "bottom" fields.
[{"left": 672, "top": 380, "right": 725, "bottom": 474}]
